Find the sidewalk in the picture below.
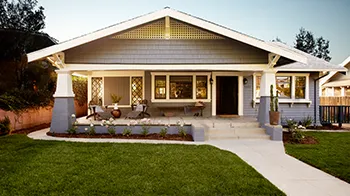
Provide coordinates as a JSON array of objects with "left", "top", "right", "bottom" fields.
[{"left": 28, "top": 129, "right": 350, "bottom": 196}]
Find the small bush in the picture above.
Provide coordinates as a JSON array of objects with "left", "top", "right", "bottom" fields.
[
  {"left": 159, "top": 127, "right": 168, "bottom": 137},
  {"left": 291, "top": 129, "right": 304, "bottom": 143},
  {"left": 177, "top": 126, "right": 186, "bottom": 137},
  {"left": 286, "top": 118, "right": 297, "bottom": 132},
  {"left": 122, "top": 127, "right": 132, "bottom": 136},
  {"left": 66, "top": 126, "right": 77, "bottom": 135},
  {"left": 87, "top": 126, "right": 96, "bottom": 136},
  {"left": 107, "top": 127, "right": 116, "bottom": 135},
  {"left": 301, "top": 116, "right": 313, "bottom": 128},
  {"left": 0, "top": 116, "right": 11, "bottom": 135}
]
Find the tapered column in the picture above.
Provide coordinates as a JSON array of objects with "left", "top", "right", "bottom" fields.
[
  {"left": 258, "top": 69, "right": 277, "bottom": 126},
  {"left": 50, "top": 70, "right": 75, "bottom": 133}
]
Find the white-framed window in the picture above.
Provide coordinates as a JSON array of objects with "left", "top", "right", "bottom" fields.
[
  {"left": 253, "top": 73, "right": 310, "bottom": 102},
  {"left": 151, "top": 72, "right": 211, "bottom": 102}
]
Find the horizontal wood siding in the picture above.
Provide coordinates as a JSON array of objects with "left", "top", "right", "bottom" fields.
[
  {"left": 65, "top": 39, "right": 268, "bottom": 64},
  {"left": 104, "top": 77, "right": 130, "bottom": 105},
  {"left": 243, "top": 73, "right": 320, "bottom": 125}
]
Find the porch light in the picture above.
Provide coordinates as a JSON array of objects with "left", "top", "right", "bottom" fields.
[{"left": 209, "top": 77, "right": 213, "bottom": 85}]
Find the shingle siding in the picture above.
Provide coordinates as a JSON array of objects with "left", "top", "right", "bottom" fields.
[{"left": 65, "top": 39, "right": 268, "bottom": 64}]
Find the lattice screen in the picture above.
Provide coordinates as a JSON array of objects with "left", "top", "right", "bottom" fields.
[
  {"left": 91, "top": 77, "right": 103, "bottom": 105},
  {"left": 112, "top": 18, "right": 223, "bottom": 40},
  {"left": 113, "top": 19, "right": 165, "bottom": 39},
  {"left": 131, "top": 77, "right": 143, "bottom": 104},
  {"left": 169, "top": 19, "right": 223, "bottom": 39}
]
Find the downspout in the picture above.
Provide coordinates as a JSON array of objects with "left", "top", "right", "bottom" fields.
[{"left": 314, "top": 72, "right": 330, "bottom": 127}]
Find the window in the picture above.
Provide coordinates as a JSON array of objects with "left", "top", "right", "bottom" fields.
[
  {"left": 295, "top": 76, "right": 306, "bottom": 99},
  {"left": 253, "top": 74, "right": 309, "bottom": 101},
  {"left": 276, "top": 76, "right": 291, "bottom": 98},
  {"left": 155, "top": 76, "right": 166, "bottom": 99},
  {"left": 170, "top": 76, "right": 193, "bottom": 99},
  {"left": 151, "top": 72, "right": 211, "bottom": 102},
  {"left": 196, "top": 76, "right": 207, "bottom": 99}
]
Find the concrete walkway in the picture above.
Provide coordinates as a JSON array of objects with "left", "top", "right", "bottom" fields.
[{"left": 28, "top": 129, "right": 350, "bottom": 196}]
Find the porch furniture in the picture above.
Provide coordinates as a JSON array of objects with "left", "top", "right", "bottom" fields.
[
  {"left": 125, "top": 100, "right": 150, "bottom": 119},
  {"left": 86, "top": 101, "right": 114, "bottom": 120},
  {"left": 184, "top": 105, "right": 205, "bottom": 116}
]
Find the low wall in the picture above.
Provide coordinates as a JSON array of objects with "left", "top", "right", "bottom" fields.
[{"left": 0, "top": 101, "right": 87, "bottom": 131}]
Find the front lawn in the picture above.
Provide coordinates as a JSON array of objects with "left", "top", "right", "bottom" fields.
[
  {"left": 285, "top": 132, "right": 350, "bottom": 183},
  {"left": 0, "top": 135, "right": 284, "bottom": 195}
]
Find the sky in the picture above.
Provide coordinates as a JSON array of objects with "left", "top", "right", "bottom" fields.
[{"left": 39, "top": 0, "right": 350, "bottom": 64}]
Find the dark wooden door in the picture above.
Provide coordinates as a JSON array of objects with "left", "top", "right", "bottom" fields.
[{"left": 216, "top": 76, "right": 238, "bottom": 115}]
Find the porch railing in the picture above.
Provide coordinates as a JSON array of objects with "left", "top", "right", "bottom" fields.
[{"left": 319, "top": 106, "right": 350, "bottom": 127}]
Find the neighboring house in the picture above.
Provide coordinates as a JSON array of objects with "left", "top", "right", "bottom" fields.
[
  {"left": 320, "top": 56, "right": 350, "bottom": 96},
  {"left": 26, "top": 7, "right": 345, "bottom": 133}
]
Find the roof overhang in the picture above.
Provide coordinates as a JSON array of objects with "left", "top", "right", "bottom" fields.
[
  {"left": 27, "top": 8, "right": 307, "bottom": 64},
  {"left": 320, "top": 55, "right": 350, "bottom": 86},
  {"left": 323, "top": 79, "right": 350, "bottom": 87}
]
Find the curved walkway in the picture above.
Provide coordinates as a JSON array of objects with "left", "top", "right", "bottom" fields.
[{"left": 28, "top": 129, "right": 350, "bottom": 196}]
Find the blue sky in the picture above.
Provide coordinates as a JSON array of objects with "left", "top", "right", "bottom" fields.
[{"left": 40, "top": 0, "right": 350, "bottom": 64}]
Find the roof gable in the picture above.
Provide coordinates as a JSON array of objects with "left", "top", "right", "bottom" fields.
[{"left": 27, "top": 7, "right": 307, "bottom": 64}]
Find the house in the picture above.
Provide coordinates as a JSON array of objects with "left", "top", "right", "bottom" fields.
[
  {"left": 320, "top": 56, "right": 350, "bottom": 97},
  {"left": 26, "top": 7, "right": 345, "bottom": 134}
]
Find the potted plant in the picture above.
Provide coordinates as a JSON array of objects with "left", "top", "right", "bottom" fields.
[
  {"left": 110, "top": 93, "right": 122, "bottom": 118},
  {"left": 269, "top": 85, "right": 280, "bottom": 125},
  {"left": 110, "top": 93, "right": 122, "bottom": 109}
]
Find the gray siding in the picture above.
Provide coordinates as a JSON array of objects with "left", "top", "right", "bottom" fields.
[
  {"left": 65, "top": 39, "right": 268, "bottom": 64},
  {"left": 243, "top": 73, "right": 320, "bottom": 125},
  {"left": 104, "top": 77, "right": 130, "bottom": 105}
]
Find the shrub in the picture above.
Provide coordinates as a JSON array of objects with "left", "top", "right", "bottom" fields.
[
  {"left": 66, "top": 126, "right": 77, "bottom": 135},
  {"left": 159, "top": 127, "right": 168, "bottom": 137},
  {"left": 291, "top": 129, "right": 305, "bottom": 143},
  {"left": 141, "top": 121, "right": 150, "bottom": 137},
  {"left": 86, "top": 124, "right": 96, "bottom": 136},
  {"left": 177, "top": 125, "right": 186, "bottom": 137},
  {"left": 122, "top": 127, "right": 132, "bottom": 136},
  {"left": 72, "top": 76, "right": 87, "bottom": 106},
  {"left": 107, "top": 126, "right": 116, "bottom": 135},
  {"left": 301, "top": 116, "right": 313, "bottom": 128},
  {"left": 0, "top": 116, "right": 11, "bottom": 135},
  {"left": 286, "top": 118, "right": 297, "bottom": 132}
]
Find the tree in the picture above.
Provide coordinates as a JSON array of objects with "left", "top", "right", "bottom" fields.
[
  {"left": 0, "top": 0, "right": 45, "bottom": 32},
  {"left": 294, "top": 27, "right": 331, "bottom": 61}
]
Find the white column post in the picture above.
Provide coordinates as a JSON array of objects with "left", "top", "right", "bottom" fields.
[
  {"left": 258, "top": 69, "right": 277, "bottom": 126},
  {"left": 50, "top": 69, "right": 76, "bottom": 133},
  {"left": 341, "top": 87, "right": 345, "bottom": 97},
  {"left": 238, "top": 75, "right": 243, "bottom": 116}
]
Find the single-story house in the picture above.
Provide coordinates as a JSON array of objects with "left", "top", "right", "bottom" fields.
[
  {"left": 320, "top": 56, "right": 350, "bottom": 96},
  {"left": 27, "top": 7, "right": 346, "bottom": 133}
]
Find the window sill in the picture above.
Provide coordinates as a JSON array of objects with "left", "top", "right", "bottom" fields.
[
  {"left": 151, "top": 99, "right": 211, "bottom": 103},
  {"left": 252, "top": 99, "right": 312, "bottom": 108}
]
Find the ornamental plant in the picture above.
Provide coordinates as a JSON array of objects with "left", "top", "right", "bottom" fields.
[
  {"left": 160, "top": 125, "right": 169, "bottom": 137},
  {"left": 270, "top": 85, "right": 279, "bottom": 112},
  {"left": 140, "top": 118, "right": 151, "bottom": 136}
]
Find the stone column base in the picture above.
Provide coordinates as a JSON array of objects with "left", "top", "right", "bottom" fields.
[{"left": 50, "top": 97, "right": 75, "bottom": 133}]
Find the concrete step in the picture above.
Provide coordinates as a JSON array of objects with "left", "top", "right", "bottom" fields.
[
  {"left": 207, "top": 127, "right": 266, "bottom": 135},
  {"left": 207, "top": 133, "right": 270, "bottom": 140},
  {"left": 208, "top": 122, "right": 260, "bottom": 129}
]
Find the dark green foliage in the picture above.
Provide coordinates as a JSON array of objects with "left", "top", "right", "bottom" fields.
[
  {"left": 159, "top": 127, "right": 168, "bottom": 137},
  {"left": 270, "top": 85, "right": 278, "bottom": 112},
  {"left": 122, "top": 127, "right": 132, "bottom": 136},
  {"left": 66, "top": 126, "right": 77, "bottom": 135},
  {"left": 0, "top": 116, "right": 10, "bottom": 134},
  {"left": 285, "top": 132, "right": 350, "bottom": 183},
  {"left": 291, "top": 129, "right": 304, "bottom": 143},
  {"left": 301, "top": 116, "right": 313, "bottom": 128},
  {"left": 72, "top": 76, "right": 87, "bottom": 106},
  {"left": 0, "top": 135, "right": 285, "bottom": 195},
  {"left": 294, "top": 27, "right": 331, "bottom": 61},
  {"left": 107, "top": 127, "right": 116, "bottom": 135}
]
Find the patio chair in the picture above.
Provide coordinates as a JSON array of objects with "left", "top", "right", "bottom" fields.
[
  {"left": 86, "top": 100, "right": 114, "bottom": 120},
  {"left": 125, "top": 100, "right": 151, "bottom": 119}
]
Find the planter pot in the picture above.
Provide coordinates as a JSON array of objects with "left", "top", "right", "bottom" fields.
[
  {"left": 269, "top": 111, "right": 280, "bottom": 125},
  {"left": 113, "top": 103, "right": 119, "bottom": 109},
  {"left": 111, "top": 109, "right": 121, "bottom": 118}
]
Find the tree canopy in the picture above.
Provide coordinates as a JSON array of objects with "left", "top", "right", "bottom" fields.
[
  {"left": 294, "top": 27, "right": 331, "bottom": 61},
  {"left": 0, "top": 0, "right": 45, "bottom": 32}
]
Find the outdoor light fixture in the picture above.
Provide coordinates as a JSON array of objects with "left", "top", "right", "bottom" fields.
[
  {"left": 243, "top": 78, "right": 248, "bottom": 85},
  {"left": 209, "top": 77, "right": 213, "bottom": 85}
]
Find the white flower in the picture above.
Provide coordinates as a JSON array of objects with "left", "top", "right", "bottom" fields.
[
  {"left": 100, "top": 123, "right": 103, "bottom": 126},
  {"left": 127, "top": 123, "right": 130, "bottom": 126},
  {"left": 158, "top": 120, "right": 162, "bottom": 124},
  {"left": 84, "top": 128, "right": 88, "bottom": 131},
  {"left": 102, "top": 120, "right": 106, "bottom": 123},
  {"left": 71, "top": 114, "right": 76, "bottom": 118},
  {"left": 74, "top": 120, "right": 79, "bottom": 125},
  {"left": 180, "top": 124, "right": 184, "bottom": 127},
  {"left": 90, "top": 123, "right": 94, "bottom": 127}
]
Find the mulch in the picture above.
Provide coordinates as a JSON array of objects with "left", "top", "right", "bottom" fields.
[
  {"left": 283, "top": 132, "right": 318, "bottom": 144},
  {"left": 10, "top": 123, "right": 51, "bottom": 135},
  {"left": 46, "top": 132, "right": 194, "bottom": 141}
]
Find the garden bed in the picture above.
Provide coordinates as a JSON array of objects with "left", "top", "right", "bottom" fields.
[
  {"left": 46, "top": 132, "right": 193, "bottom": 141},
  {"left": 283, "top": 132, "right": 318, "bottom": 144}
]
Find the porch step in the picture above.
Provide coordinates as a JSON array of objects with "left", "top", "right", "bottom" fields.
[
  {"left": 205, "top": 126, "right": 270, "bottom": 140},
  {"left": 207, "top": 133, "right": 270, "bottom": 140}
]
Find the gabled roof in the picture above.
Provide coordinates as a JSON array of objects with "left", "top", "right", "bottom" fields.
[
  {"left": 27, "top": 7, "right": 308, "bottom": 63},
  {"left": 268, "top": 42, "right": 347, "bottom": 72},
  {"left": 320, "top": 56, "right": 350, "bottom": 86}
]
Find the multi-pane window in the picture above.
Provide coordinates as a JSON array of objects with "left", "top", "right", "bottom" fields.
[
  {"left": 254, "top": 75, "right": 308, "bottom": 100},
  {"left": 196, "top": 76, "right": 207, "bottom": 99},
  {"left": 131, "top": 77, "right": 143, "bottom": 104},
  {"left": 155, "top": 76, "right": 166, "bottom": 99},
  {"left": 276, "top": 76, "right": 291, "bottom": 98},
  {"left": 170, "top": 76, "right": 193, "bottom": 99},
  {"left": 295, "top": 76, "right": 306, "bottom": 99}
]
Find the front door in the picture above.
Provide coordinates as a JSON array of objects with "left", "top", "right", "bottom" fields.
[{"left": 216, "top": 76, "right": 238, "bottom": 115}]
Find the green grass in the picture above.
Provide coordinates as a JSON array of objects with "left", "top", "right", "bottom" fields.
[
  {"left": 285, "top": 132, "right": 350, "bottom": 183},
  {"left": 0, "top": 135, "right": 284, "bottom": 195}
]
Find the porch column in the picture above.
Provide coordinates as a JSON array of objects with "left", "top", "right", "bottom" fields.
[
  {"left": 50, "top": 70, "right": 75, "bottom": 133},
  {"left": 258, "top": 69, "right": 277, "bottom": 126}
]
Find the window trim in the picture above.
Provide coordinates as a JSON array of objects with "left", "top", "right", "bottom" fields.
[
  {"left": 253, "top": 73, "right": 310, "bottom": 106},
  {"left": 151, "top": 72, "right": 211, "bottom": 103}
]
